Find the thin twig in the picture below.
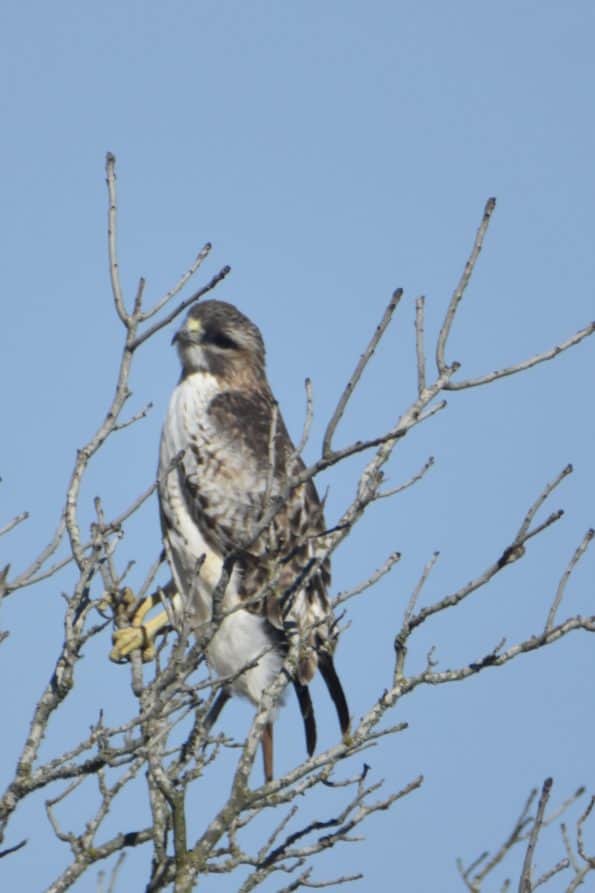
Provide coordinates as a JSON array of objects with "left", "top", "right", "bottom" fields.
[
  {"left": 415, "top": 295, "right": 426, "bottom": 395},
  {"left": 533, "top": 857, "right": 569, "bottom": 888},
  {"left": 107, "top": 852, "right": 127, "bottom": 893},
  {"left": 436, "top": 197, "right": 496, "bottom": 374},
  {"left": 333, "top": 551, "right": 401, "bottom": 608},
  {"left": 0, "top": 838, "right": 27, "bottom": 858},
  {"left": 262, "top": 401, "right": 279, "bottom": 526},
  {"left": 141, "top": 242, "right": 213, "bottom": 321},
  {"left": 519, "top": 777, "right": 553, "bottom": 893},
  {"left": 445, "top": 320, "right": 595, "bottom": 390},
  {"left": 515, "top": 465, "right": 572, "bottom": 543},
  {"left": 560, "top": 822, "right": 579, "bottom": 873},
  {"left": 113, "top": 401, "right": 154, "bottom": 432},
  {"left": 4, "top": 516, "right": 66, "bottom": 596},
  {"left": 375, "top": 456, "right": 434, "bottom": 499},
  {"left": 105, "top": 153, "right": 128, "bottom": 325},
  {"left": 105, "top": 480, "right": 157, "bottom": 533},
  {"left": 0, "top": 511, "right": 29, "bottom": 538},
  {"left": 322, "top": 288, "right": 403, "bottom": 457},
  {"left": 294, "top": 378, "right": 314, "bottom": 458},
  {"left": 545, "top": 529, "right": 595, "bottom": 632},
  {"left": 576, "top": 794, "right": 595, "bottom": 865},
  {"left": 403, "top": 552, "right": 440, "bottom": 628}
]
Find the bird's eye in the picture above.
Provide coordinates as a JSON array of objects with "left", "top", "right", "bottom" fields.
[{"left": 204, "top": 330, "right": 236, "bottom": 350}]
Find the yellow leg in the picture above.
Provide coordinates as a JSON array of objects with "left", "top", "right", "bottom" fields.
[{"left": 131, "top": 591, "right": 163, "bottom": 627}]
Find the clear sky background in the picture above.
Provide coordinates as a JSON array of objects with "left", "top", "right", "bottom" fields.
[{"left": 1, "top": 2, "right": 594, "bottom": 891}]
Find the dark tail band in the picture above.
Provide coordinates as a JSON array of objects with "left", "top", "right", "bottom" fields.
[
  {"left": 318, "top": 653, "right": 350, "bottom": 737},
  {"left": 293, "top": 680, "right": 317, "bottom": 756}
]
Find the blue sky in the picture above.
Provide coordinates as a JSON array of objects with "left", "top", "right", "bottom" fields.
[{"left": 1, "top": 2, "right": 594, "bottom": 890}]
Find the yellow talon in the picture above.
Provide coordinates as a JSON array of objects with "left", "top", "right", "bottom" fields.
[
  {"left": 110, "top": 626, "right": 148, "bottom": 662},
  {"left": 99, "top": 586, "right": 139, "bottom": 621},
  {"left": 109, "top": 607, "right": 171, "bottom": 663},
  {"left": 107, "top": 583, "right": 182, "bottom": 665}
]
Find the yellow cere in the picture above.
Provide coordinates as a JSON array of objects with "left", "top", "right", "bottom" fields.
[{"left": 186, "top": 317, "right": 203, "bottom": 333}]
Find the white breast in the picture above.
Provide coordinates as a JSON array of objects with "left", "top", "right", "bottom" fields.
[
  {"left": 159, "top": 372, "right": 283, "bottom": 704},
  {"left": 159, "top": 372, "right": 224, "bottom": 611}
]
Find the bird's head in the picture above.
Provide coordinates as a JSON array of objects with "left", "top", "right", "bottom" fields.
[{"left": 172, "top": 300, "right": 267, "bottom": 384}]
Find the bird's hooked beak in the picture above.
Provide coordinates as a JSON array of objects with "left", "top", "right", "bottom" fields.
[{"left": 172, "top": 317, "right": 202, "bottom": 346}]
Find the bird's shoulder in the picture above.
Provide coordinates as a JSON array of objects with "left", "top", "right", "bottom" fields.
[{"left": 207, "top": 387, "right": 294, "bottom": 470}]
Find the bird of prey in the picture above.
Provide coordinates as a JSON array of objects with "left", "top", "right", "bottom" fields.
[{"left": 111, "top": 300, "right": 349, "bottom": 780}]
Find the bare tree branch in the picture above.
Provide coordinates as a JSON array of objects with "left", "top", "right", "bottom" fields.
[
  {"left": 415, "top": 294, "right": 426, "bottom": 395},
  {"left": 519, "top": 777, "right": 553, "bottom": 893},
  {"left": 141, "top": 242, "right": 213, "bottom": 321},
  {"left": 105, "top": 152, "right": 129, "bottom": 325},
  {"left": 545, "top": 528, "right": 594, "bottom": 632},
  {"left": 445, "top": 321, "right": 595, "bottom": 391},
  {"left": 0, "top": 511, "right": 29, "bottom": 538},
  {"left": 322, "top": 288, "right": 403, "bottom": 457},
  {"left": 436, "top": 196, "right": 496, "bottom": 374}
]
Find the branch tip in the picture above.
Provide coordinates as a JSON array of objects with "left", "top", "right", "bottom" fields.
[{"left": 322, "top": 289, "right": 403, "bottom": 454}]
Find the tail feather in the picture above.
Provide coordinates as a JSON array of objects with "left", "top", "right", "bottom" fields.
[
  {"left": 293, "top": 680, "right": 317, "bottom": 756},
  {"left": 318, "top": 653, "right": 350, "bottom": 737},
  {"left": 262, "top": 721, "right": 274, "bottom": 782},
  {"left": 204, "top": 687, "right": 232, "bottom": 732}
]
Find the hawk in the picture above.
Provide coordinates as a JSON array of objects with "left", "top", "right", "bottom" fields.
[{"left": 112, "top": 300, "right": 349, "bottom": 780}]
